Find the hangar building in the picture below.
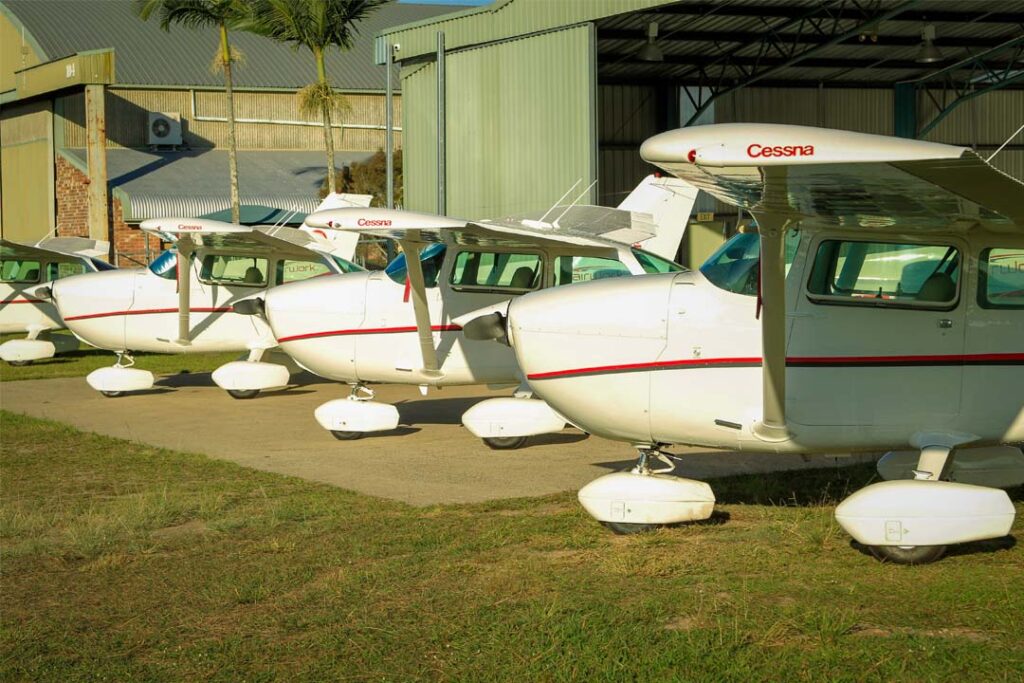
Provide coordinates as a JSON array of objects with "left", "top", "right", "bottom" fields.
[
  {"left": 0, "top": 0, "right": 462, "bottom": 264},
  {"left": 377, "top": 0, "right": 1023, "bottom": 264}
]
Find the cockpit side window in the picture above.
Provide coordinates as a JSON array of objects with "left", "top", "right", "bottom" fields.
[
  {"left": 553, "top": 256, "right": 629, "bottom": 286},
  {"left": 0, "top": 259, "right": 42, "bottom": 283},
  {"left": 978, "top": 247, "right": 1024, "bottom": 310},
  {"left": 385, "top": 242, "right": 447, "bottom": 287},
  {"left": 699, "top": 230, "right": 800, "bottom": 296},
  {"left": 200, "top": 254, "right": 269, "bottom": 287},
  {"left": 450, "top": 251, "right": 543, "bottom": 291},
  {"left": 807, "top": 239, "right": 960, "bottom": 309},
  {"left": 47, "top": 262, "right": 88, "bottom": 280}
]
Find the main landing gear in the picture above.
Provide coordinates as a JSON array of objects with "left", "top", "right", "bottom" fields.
[
  {"left": 314, "top": 384, "right": 400, "bottom": 440},
  {"left": 212, "top": 347, "right": 292, "bottom": 399},
  {"left": 461, "top": 392, "right": 568, "bottom": 451},
  {"left": 578, "top": 446, "right": 716, "bottom": 535},
  {"left": 835, "top": 442, "right": 1016, "bottom": 565},
  {"left": 86, "top": 352, "right": 155, "bottom": 397}
]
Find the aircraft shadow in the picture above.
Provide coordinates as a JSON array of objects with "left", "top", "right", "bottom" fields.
[
  {"left": 396, "top": 397, "right": 491, "bottom": 426},
  {"left": 851, "top": 535, "right": 1017, "bottom": 560},
  {"left": 154, "top": 371, "right": 334, "bottom": 389}
]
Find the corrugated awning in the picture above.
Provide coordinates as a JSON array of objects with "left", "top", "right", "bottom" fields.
[{"left": 62, "top": 148, "right": 374, "bottom": 223}]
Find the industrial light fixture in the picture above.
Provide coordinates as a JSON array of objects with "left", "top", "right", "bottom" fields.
[
  {"left": 916, "top": 24, "right": 943, "bottom": 63},
  {"left": 637, "top": 21, "right": 664, "bottom": 62}
]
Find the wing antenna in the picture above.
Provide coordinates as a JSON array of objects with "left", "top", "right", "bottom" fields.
[
  {"left": 987, "top": 121, "right": 1024, "bottom": 163},
  {"left": 538, "top": 179, "right": 582, "bottom": 224},
  {"left": 552, "top": 179, "right": 598, "bottom": 227}
]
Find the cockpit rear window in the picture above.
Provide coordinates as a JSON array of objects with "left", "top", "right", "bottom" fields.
[{"left": 979, "top": 248, "right": 1024, "bottom": 310}]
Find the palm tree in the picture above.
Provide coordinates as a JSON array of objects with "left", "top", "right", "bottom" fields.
[
  {"left": 135, "top": 0, "right": 246, "bottom": 224},
  {"left": 248, "top": 0, "right": 387, "bottom": 193}
]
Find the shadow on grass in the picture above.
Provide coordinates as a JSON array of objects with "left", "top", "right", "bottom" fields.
[{"left": 850, "top": 535, "right": 1017, "bottom": 560}]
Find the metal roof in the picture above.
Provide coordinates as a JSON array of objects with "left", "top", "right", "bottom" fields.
[
  {"left": 2, "top": 0, "right": 465, "bottom": 91},
  {"left": 61, "top": 148, "right": 375, "bottom": 222}
]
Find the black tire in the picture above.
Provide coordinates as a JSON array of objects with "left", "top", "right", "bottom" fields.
[
  {"left": 868, "top": 545, "right": 947, "bottom": 565},
  {"left": 227, "top": 389, "right": 260, "bottom": 400},
  {"left": 100, "top": 390, "right": 124, "bottom": 398},
  {"left": 331, "top": 430, "right": 364, "bottom": 441},
  {"left": 7, "top": 360, "right": 31, "bottom": 367},
  {"left": 601, "top": 521, "right": 661, "bottom": 535},
  {"left": 483, "top": 435, "right": 528, "bottom": 450}
]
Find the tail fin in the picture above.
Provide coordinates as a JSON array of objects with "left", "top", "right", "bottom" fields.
[
  {"left": 298, "top": 193, "right": 374, "bottom": 261},
  {"left": 616, "top": 175, "right": 699, "bottom": 261}
]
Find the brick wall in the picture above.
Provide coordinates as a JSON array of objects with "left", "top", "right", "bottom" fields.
[
  {"left": 55, "top": 156, "right": 90, "bottom": 238},
  {"left": 55, "top": 154, "right": 157, "bottom": 266}
]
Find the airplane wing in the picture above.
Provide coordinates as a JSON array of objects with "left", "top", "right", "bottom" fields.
[
  {"left": 641, "top": 123, "right": 1024, "bottom": 232},
  {"left": 640, "top": 122, "right": 1024, "bottom": 443},
  {"left": 1, "top": 237, "right": 109, "bottom": 264},
  {"left": 298, "top": 192, "right": 374, "bottom": 261}
]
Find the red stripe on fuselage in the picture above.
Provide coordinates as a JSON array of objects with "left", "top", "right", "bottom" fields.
[
  {"left": 527, "top": 353, "right": 1024, "bottom": 380},
  {"left": 63, "top": 306, "right": 233, "bottom": 321},
  {"left": 277, "top": 324, "right": 463, "bottom": 343},
  {"left": 0, "top": 298, "right": 45, "bottom": 304}
]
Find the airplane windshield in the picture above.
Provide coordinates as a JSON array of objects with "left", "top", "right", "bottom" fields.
[
  {"left": 148, "top": 249, "right": 178, "bottom": 281},
  {"left": 700, "top": 230, "right": 799, "bottom": 296},
  {"left": 385, "top": 242, "right": 447, "bottom": 288},
  {"left": 90, "top": 257, "right": 116, "bottom": 272}
]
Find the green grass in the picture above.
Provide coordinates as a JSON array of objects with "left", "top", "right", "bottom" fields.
[
  {"left": 0, "top": 332, "right": 238, "bottom": 381},
  {"left": 2, "top": 411, "right": 1022, "bottom": 682}
]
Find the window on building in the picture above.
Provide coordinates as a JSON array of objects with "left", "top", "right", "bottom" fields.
[
  {"left": 807, "top": 239, "right": 960, "bottom": 307},
  {"left": 200, "top": 254, "right": 269, "bottom": 287},
  {"left": 0, "top": 259, "right": 42, "bottom": 283},
  {"left": 385, "top": 243, "right": 447, "bottom": 288},
  {"left": 979, "top": 247, "right": 1024, "bottom": 310},
  {"left": 450, "top": 251, "right": 542, "bottom": 291},
  {"left": 553, "top": 256, "right": 630, "bottom": 286}
]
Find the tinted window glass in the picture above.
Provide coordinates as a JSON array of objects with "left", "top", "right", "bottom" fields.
[
  {"left": 0, "top": 259, "right": 42, "bottom": 283},
  {"left": 48, "top": 262, "right": 87, "bottom": 280},
  {"left": 632, "top": 248, "right": 685, "bottom": 274},
  {"left": 200, "top": 255, "right": 269, "bottom": 287},
  {"left": 148, "top": 249, "right": 178, "bottom": 280},
  {"left": 700, "top": 230, "right": 800, "bottom": 296},
  {"left": 277, "top": 259, "right": 333, "bottom": 284},
  {"left": 554, "top": 256, "right": 629, "bottom": 286},
  {"left": 980, "top": 247, "right": 1024, "bottom": 309},
  {"left": 808, "top": 240, "right": 959, "bottom": 306},
  {"left": 450, "top": 251, "right": 542, "bottom": 290},
  {"left": 385, "top": 243, "right": 446, "bottom": 287}
]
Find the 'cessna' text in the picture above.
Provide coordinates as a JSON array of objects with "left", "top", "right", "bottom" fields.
[
  {"left": 357, "top": 218, "right": 393, "bottom": 227},
  {"left": 746, "top": 144, "right": 815, "bottom": 158}
]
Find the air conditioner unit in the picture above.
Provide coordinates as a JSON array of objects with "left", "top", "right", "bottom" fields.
[{"left": 147, "top": 112, "right": 182, "bottom": 147}]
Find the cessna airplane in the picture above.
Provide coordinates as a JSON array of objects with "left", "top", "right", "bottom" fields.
[
  {"left": 1, "top": 237, "right": 113, "bottom": 365},
  {"left": 257, "top": 175, "right": 699, "bottom": 448},
  {"left": 464, "top": 123, "right": 1024, "bottom": 563},
  {"left": 50, "top": 193, "right": 371, "bottom": 397}
]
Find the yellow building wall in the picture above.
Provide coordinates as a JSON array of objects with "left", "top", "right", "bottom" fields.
[
  {"left": 0, "top": 12, "right": 42, "bottom": 95},
  {"left": 59, "top": 87, "right": 400, "bottom": 152},
  {"left": 0, "top": 100, "right": 54, "bottom": 240}
]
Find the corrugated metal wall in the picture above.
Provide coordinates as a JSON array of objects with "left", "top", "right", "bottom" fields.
[
  {"left": 403, "top": 25, "right": 596, "bottom": 218},
  {"left": 58, "top": 88, "right": 399, "bottom": 152},
  {"left": 0, "top": 100, "right": 53, "bottom": 238},
  {"left": 598, "top": 84, "right": 659, "bottom": 207},
  {"left": 920, "top": 89, "right": 1023, "bottom": 181}
]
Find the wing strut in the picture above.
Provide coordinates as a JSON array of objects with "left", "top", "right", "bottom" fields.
[
  {"left": 176, "top": 236, "right": 194, "bottom": 345},
  {"left": 752, "top": 168, "right": 794, "bottom": 443},
  {"left": 399, "top": 232, "right": 441, "bottom": 377}
]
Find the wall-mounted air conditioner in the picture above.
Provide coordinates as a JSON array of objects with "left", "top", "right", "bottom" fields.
[{"left": 147, "top": 112, "right": 183, "bottom": 147}]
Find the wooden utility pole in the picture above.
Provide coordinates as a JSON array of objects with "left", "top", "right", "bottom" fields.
[{"left": 84, "top": 84, "right": 110, "bottom": 258}]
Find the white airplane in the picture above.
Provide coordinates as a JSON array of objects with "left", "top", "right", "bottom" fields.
[
  {"left": 50, "top": 193, "right": 372, "bottom": 398},
  {"left": 463, "top": 123, "right": 1024, "bottom": 564},
  {"left": 256, "top": 175, "right": 699, "bottom": 448},
  {"left": 1, "top": 236, "right": 113, "bottom": 365}
]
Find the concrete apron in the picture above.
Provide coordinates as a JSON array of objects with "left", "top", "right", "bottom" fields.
[{"left": 0, "top": 372, "right": 870, "bottom": 506}]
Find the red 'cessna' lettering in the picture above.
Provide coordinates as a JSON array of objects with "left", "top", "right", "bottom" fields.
[
  {"left": 176, "top": 224, "right": 204, "bottom": 231},
  {"left": 357, "top": 218, "right": 393, "bottom": 227},
  {"left": 746, "top": 143, "right": 815, "bottom": 158}
]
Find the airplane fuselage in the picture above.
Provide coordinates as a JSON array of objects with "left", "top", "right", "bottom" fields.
[{"left": 507, "top": 227, "right": 1024, "bottom": 453}]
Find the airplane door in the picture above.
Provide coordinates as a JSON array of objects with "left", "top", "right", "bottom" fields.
[{"left": 787, "top": 236, "right": 966, "bottom": 427}]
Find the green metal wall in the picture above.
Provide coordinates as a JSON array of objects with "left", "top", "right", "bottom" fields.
[{"left": 402, "top": 25, "right": 596, "bottom": 218}]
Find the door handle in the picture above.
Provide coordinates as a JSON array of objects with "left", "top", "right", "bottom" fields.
[{"left": 937, "top": 319, "right": 953, "bottom": 329}]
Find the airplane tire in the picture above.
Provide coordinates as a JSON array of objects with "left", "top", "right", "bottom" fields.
[
  {"left": 100, "top": 390, "right": 124, "bottom": 398},
  {"left": 601, "top": 521, "right": 660, "bottom": 535},
  {"left": 7, "top": 360, "right": 31, "bottom": 367},
  {"left": 331, "top": 430, "right": 364, "bottom": 441},
  {"left": 483, "top": 436, "right": 528, "bottom": 450},
  {"left": 868, "top": 544, "right": 947, "bottom": 565},
  {"left": 227, "top": 389, "right": 260, "bottom": 400}
]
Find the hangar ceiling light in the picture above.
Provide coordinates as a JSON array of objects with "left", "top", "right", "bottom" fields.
[
  {"left": 637, "top": 21, "right": 664, "bottom": 62},
  {"left": 916, "top": 24, "right": 943, "bottom": 64}
]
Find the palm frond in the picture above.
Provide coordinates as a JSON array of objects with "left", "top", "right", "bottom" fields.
[{"left": 297, "top": 83, "right": 350, "bottom": 118}]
